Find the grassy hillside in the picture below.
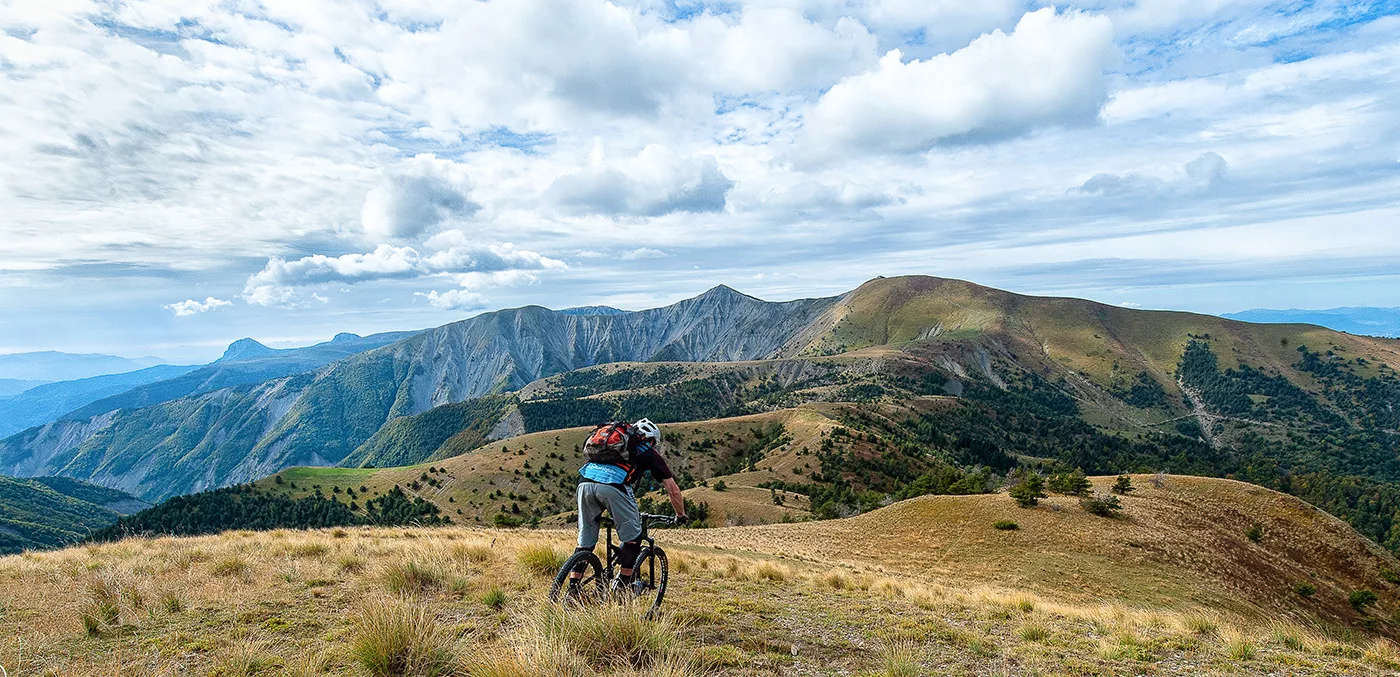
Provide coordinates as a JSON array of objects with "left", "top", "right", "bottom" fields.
[
  {"left": 0, "top": 475, "right": 146, "bottom": 553},
  {"left": 7, "top": 476, "right": 1400, "bottom": 675},
  {"left": 7, "top": 275, "right": 1399, "bottom": 516}
]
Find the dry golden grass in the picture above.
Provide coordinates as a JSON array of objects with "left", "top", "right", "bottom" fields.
[{"left": 5, "top": 476, "right": 1400, "bottom": 676}]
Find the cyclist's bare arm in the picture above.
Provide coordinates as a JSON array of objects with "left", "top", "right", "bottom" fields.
[{"left": 662, "top": 478, "right": 686, "bottom": 518}]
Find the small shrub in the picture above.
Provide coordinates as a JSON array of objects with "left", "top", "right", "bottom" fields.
[
  {"left": 350, "top": 599, "right": 454, "bottom": 676},
  {"left": 482, "top": 586, "right": 508, "bottom": 610},
  {"left": 1048, "top": 469, "right": 1091, "bottom": 496},
  {"left": 518, "top": 544, "right": 567, "bottom": 577},
  {"left": 1245, "top": 523, "right": 1264, "bottom": 543},
  {"left": 1008, "top": 473, "right": 1047, "bottom": 508},
  {"left": 1112, "top": 474, "right": 1135, "bottom": 495},
  {"left": 1293, "top": 582, "right": 1317, "bottom": 597},
  {"left": 381, "top": 561, "right": 443, "bottom": 595},
  {"left": 992, "top": 520, "right": 1018, "bottom": 531},
  {"left": 713, "top": 480, "right": 728, "bottom": 492},
  {"left": 1382, "top": 567, "right": 1400, "bottom": 585},
  {"left": 1350, "top": 589, "right": 1379, "bottom": 611},
  {"left": 1079, "top": 492, "right": 1123, "bottom": 517}
]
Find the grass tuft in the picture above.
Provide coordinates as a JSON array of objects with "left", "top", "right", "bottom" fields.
[
  {"left": 79, "top": 575, "right": 122, "bottom": 636},
  {"left": 517, "top": 544, "right": 566, "bottom": 578},
  {"left": 1181, "top": 612, "right": 1218, "bottom": 636},
  {"left": 1224, "top": 631, "right": 1257, "bottom": 661},
  {"left": 337, "top": 554, "right": 367, "bottom": 574},
  {"left": 877, "top": 637, "right": 921, "bottom": 677},
  {"left": 212, "top": 556, "right": 249, "bottom": 578},
  {"left": 455, "top": 543, "right": 496, "bottom": 564},
  {"left": 482, "top": 586, "right": 508, "bottom": 610},
  {"left": 350, "top": 598, "right": 455, "bottom": 677},
  {"left": 381, "top": 561, "right": 444, "bottom": 595},
  {"left": 520, "top": 601, "right": 683, "bottom": 669},
  {"left": 1018, "top": 623, "right": 1049, "bottom": 642}
]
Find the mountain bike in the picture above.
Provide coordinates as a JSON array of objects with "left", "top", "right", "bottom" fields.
[{"left": 549, "top": 512, "right": 675, "bottom": 617}]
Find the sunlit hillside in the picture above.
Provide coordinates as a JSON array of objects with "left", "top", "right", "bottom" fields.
[{"left": 6, "top": 475, "right": 1400, "bottom": 676}]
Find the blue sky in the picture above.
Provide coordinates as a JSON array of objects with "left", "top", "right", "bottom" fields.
[{"left": 1, "top": 0, "right": 1398, "bottom": 362}]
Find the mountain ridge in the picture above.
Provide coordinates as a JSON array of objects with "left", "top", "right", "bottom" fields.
[{"left": 3, "top": 276, "right": 1397, "bottom": 506}]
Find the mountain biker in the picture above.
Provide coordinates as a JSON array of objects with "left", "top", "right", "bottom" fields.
[{"left": 574, "top": 418, "right": 687, "bottom": 592}]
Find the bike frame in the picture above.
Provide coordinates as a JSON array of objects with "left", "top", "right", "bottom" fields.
[{"left": 599, "top": 512, "right": 670, "bottom": 581}]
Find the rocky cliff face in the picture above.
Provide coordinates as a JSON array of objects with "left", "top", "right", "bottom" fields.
[{"left": 0, "top": 286, "right": 842, "bottom": 500}]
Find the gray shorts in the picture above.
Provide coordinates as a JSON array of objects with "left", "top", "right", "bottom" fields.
[{"left": 576, "top": 481, "right": 640, "bottom": 548}]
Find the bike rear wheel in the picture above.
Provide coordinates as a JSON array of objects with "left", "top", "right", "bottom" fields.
[
  {"left": 549, "top": 551, "right": 606, "bottom": 607},
  {"left": 633, "top": 546, "right": 669, "bottom": 617}
]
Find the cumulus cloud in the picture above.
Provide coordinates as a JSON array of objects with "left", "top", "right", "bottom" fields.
[
  {"left": 621, "top": 248, "right": 668, "bottom": 260},
  {"left": 242, "top": 242, "right": 565, "bottom": 306},
  {"left": 416, "top": 289, "right": 488, "bottom": 311},
  {"left": 361, "top": 155, "right": 480, "bottom": 241},
  {"left": 1079, "top": 152, "right": 1230, "bottom": 197},
  {"left": 686, "top": 9, "right": 878, "bottom": 93},
  {"left": 546, "top": 145, "right": 734, "bottom": 217},
  {"left": 803, "top": 8, "right": 1118, "bottom": 156},
  {"left": 164, "top": 297, "right": 232, "bottom": 316}
]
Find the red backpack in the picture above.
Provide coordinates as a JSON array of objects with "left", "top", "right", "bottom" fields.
[{"left": 583, "top": 421, "right": 632, "bottom": 467}]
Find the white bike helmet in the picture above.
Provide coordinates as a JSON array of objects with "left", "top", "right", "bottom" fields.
[{"left": 633, "top": 418, "right": 661, "bottom": 443}]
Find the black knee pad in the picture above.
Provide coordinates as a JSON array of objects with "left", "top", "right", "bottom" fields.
[{"left": 619, "top": 540, "right": 641, "bottom": 569}]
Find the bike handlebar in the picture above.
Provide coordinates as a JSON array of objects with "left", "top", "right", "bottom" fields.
[{"left": 640, "top": 513, "right": 678, "bottom": 525}]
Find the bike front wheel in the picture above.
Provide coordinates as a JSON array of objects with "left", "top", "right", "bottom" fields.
[
  {"left": 549, "top": 550, "right": 606, "bottom": 607},
  {"left": 633, "top": 546, "right": 669, "bottom": 617}
]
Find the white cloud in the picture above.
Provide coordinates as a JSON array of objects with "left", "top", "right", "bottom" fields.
[
  {"left": 164, "top": 297, "right": 232, "bottom": 316},
  {"left": 685, "top": 9, "right": 878, "bottom": 93},
  {"left": 803, "top": 8, "right": 1118, "bottom": 156},
  {"left": 621, "top": 248, "right": 668, "bottom": 260},
  {"left": 417, "top": 289, "right": 488, "bottom": 311},
  {"left": 242, "top": 242, "right": 565, "bottom": 306},
  {"left": 361, "top": 155, "right": 480, "bottom": 241},
  {"left": 546, "top": 145, "right": 734, "bottom": 216},
  {"left": 1078, "top": 152, "right": 1229, "bottom": 197}
]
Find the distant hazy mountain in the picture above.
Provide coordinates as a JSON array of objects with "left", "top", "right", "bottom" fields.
[
  {"left": 62, "top": 330, "right": 421, "bottom": 421},
  {"left": 0, "top": 351, "right": 164, "bottom": 382},
  {"left": 0, "top": 379, "right": 47, "bottom": 397},
  {"left": 0, "top": 364, "right": 198, "bottom": 438},
  {"left": 1223, "top": 307, "right": 1400, "bottom": 337}
]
